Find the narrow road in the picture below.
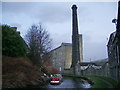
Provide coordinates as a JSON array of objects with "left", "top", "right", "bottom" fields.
[{"left": 39, "top": 77, "right": 91, "bottom": 89}]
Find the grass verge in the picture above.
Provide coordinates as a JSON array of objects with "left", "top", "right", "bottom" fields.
[
  {"left": 62, "top": 73, "right": 118, "bottom": 88},
  {"left": 86, "top": 76, "right": 109, "bottom": 88},
  {"left": 93, "top": 76, "right": 118, "bottom": 88}
]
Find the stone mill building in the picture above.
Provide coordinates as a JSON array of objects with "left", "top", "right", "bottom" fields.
[
  {"left": 50, "top": 34, "right": 83, "bottom": 72},
  {"left": 50, "top": 4, "right": 83, "bottom": 73}
]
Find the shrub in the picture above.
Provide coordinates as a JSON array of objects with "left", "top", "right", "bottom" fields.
[{"left": 2, "top": 25, "right": 27, "bottom": 57}]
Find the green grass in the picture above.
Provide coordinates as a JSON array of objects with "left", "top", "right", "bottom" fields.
[
  {"left": 86, "top": 76, "right": 109, "bottom": 88},
  {"left": 94, "top": 76, "right": 118, "bottom": 88},
  {"left": 62, "top": 73, "right": 118, "bottom": 88}
]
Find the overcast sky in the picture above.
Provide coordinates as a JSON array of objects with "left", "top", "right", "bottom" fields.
[{"left": 2, "top": 1, "right": 118, "bottom": 62}]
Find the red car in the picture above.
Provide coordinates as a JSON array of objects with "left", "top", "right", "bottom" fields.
[{"left": 50, "top": 74, "right": 63, "bottom": 84}]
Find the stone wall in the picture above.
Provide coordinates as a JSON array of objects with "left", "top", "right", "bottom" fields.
[
  {"left": 62, "top": 61, "right": 110, "bottom": 78},
  {"left": 64, "top": 45, "right": 72, "bottom": 69},
  {"left": 63, "top": 69, "right": 73, "bottom": 74},
  {"left": 81, "top": 62, "right": 110, "bottom": 77},
  {"left": 79, "top": 34, "right": 83, "bottom": 62},
  {"left": 50, "top": 45, "right": 65, "bottom": 71},
  {"left": 50, "top": 43, "right": 72, "bottom": 71}
]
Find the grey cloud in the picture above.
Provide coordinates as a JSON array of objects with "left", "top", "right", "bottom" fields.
[
  {"left": 2, "top": 2, "right": 117, "bottom": 61},
  {"left": 10, "top": 23, "right": 22, "bottom": 28},
  {"left": 2, "top": 2, "right": 34, "bottom": 14},
  {"left": 33, "top": 3, "right": 72, "bottom": 23},
  {"left": 84, "top": 42, "right": 107, "bottom": 61},
  {"left": 2, "top": 2, "right": 86, "bottom": 23},
  {"left": 2, "top": 2, "right": 71, "bottom": 23}
]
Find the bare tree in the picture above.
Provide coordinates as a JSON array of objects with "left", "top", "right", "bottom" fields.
[{"left": 25, "top": 23, "right": 52, "bottom": 66}]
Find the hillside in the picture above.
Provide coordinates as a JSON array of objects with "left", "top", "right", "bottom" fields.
[
  {"left": 2, "top": 56, "right": 60, "bottom": 88},
  {"left": 2, "top": 56, "right": 45, "bottom": 88},
  {"left": 2, "top": 25, "right": 60, "bottom": 88},
  {"left": 92, "top": 58, "right": 108, "bottom": 66}
]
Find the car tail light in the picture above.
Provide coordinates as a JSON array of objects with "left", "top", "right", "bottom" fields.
[{"left": 52, "top": 77, "right": 59, "bottom": 81}]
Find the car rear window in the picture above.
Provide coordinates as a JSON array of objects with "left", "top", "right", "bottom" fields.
[{"left": 53, "top": 74, "right": 61, "bottom": 77}]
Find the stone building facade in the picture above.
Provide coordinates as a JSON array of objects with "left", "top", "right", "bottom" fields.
[
  {"left": 50, "top": 43, "right": 72, "bottom": 71},
  {"left": 79, "top": 34, "right": 83, "bottom": 62},
  {"left": 107, "top": 32, "right": 120, "bottom": 81},
  {"left": 107, "top": 1, "right": 120, "bottom": 82},
  {"left": 50, "top": 34, "right": 83, "bottom": 71}
]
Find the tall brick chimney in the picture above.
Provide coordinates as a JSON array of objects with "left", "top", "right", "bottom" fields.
[{"left": 71, "top": 5, "right": 80, "bottom": 75}]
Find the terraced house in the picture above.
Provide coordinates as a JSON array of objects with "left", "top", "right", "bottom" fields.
[{"left": 107, "top": 1, "right": 120, "bottom": 82}]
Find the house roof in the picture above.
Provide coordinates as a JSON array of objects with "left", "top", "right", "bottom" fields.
[
  {"left": 61, "top": 42, "right": 72, "bottom": 46},
  {"left": 50, "top": 42, "right": 72, "bottom": 52}
]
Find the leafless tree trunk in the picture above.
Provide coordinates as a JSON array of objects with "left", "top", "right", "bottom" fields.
[{"left": 25, "top": 23, "right": 52, "bottom": 66}]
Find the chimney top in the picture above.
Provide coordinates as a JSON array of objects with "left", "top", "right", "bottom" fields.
[{"left": 72, "top": 5, "right": 77, "bottom": 9}]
